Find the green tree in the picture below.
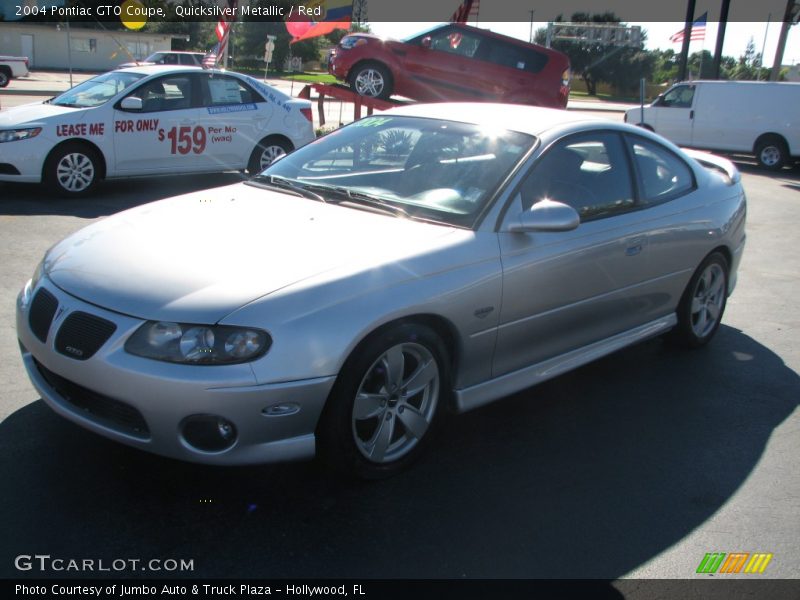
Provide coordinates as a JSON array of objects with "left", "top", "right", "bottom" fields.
[{"left": 535, "top": 12, "right": 651, "bottom": 95}]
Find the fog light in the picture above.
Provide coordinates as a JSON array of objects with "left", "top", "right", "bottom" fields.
[{"left": 181, "top": 415, "right": 237, "bottom": 452}]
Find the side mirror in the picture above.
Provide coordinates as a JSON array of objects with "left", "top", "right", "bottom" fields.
[
  {"left": 120, "top": 96, "right": 143, "bottom": 111},
  {"left": 421, "top": 36, "right": 432, "bottom": 49},
  {"left": 507, "top": 199, "right": 580, "bottom": 233}
]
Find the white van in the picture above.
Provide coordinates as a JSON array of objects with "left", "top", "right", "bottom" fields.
[{"left": 625, "top": 80, "right": 800, "bottom": 170}]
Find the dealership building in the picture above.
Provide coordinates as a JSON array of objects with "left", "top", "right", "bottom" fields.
[{"left": 0, "top": 23, "right": 181, "bottom": 70}]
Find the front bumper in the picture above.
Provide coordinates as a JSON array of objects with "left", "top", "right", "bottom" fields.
[
  {"left": 16, "top": 279, "right": 335, "bottom": 465},
  {"left": 0, "top": 137, "right": 47, "bottom": 183}
]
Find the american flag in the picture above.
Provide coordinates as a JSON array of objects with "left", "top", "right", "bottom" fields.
[
  {"left": 670, "top": 12, "right": 707, "bottom": 44},
  {"left": 204, "top": 0, "right": 237, "bottom": 68},
  {"left": 202, "top": 42, "right": 221, "bottom": 68},
  {"left": 451, "top": 0, "right": 480, "bottom": 24}
]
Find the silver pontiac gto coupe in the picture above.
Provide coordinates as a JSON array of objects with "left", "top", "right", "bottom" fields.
[{"left": 16, "top": 103, "right": 746, "bottom": 478}]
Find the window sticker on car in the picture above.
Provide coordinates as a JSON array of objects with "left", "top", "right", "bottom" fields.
[
  {"left": 207, "top": 103, "right": 258, "bottom": 115},
  {"left": 209, "top": 79, "right": 243, "bottom": 104},
  {"left": 353, "top": 117, "right": 393, "bottom": 128}
]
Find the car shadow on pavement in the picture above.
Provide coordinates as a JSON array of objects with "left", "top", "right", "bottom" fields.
[
  {"left": 0, "top": 173, "right": 247, "bottom": 218},
  {"left": 0, "top": 325, "right": 797, "bottom": 579}
]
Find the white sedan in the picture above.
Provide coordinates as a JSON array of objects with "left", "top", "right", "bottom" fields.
[{"left": 0, "top": 65, "right": 315, "bottom": 195}]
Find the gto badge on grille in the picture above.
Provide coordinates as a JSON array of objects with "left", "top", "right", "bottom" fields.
[{"left": 64, "top": 345, "right": 84, "bottom": 357}]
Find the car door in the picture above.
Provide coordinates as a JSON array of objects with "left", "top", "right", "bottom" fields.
[
  {"left": 649, "top": 84, "right": 696, "bottom": 145},
  {"left": 623, "top": 134, "right": 711, "bottom": 312},
  {"left": 400, "top": 26, "right": 496, "bottom": 101},
  {"left": 113, "top": 72, "right": 210, "bottom": 174},
  {"left": 195, "top": 73, "right": 272, "bottom": 170},
  {"left": 493, "top": 131, "right": 656, "bottom": 377}
]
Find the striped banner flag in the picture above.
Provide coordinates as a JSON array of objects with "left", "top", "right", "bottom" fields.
[
  {"left": 670, "top": 12, "right": 707, "bottom": 44},
  {"left": 450, "top": 0, "right": 480, "bottom": 24}
]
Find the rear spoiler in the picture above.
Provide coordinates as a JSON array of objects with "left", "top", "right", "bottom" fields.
[{"left": 682, "top": 148, "right": 741, "bottom": 185}]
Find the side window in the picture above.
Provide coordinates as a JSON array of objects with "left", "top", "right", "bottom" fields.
[
  {"left": 660, "top": 85, "right": 694, "bottom": 108},
  {"left": 429, "top": 29, "right": 482, "bottom": 58},
  {"left": 200, "top": 75, "right": 261, "bottom": 106},
  {"left": 132, "top": 75, "right": 193, "bottom": 112},
  {"left": 479, "top": 40, "right": 548, "bottom": 73},
  {"left": 179, "top": 54, "right": 196, "bottom": 65},
  {"left": 630, "top": 138, "right": 695, "bottom": 204},
  {"left": 520, "top": 132, "right": 635, "bottom": 221}
]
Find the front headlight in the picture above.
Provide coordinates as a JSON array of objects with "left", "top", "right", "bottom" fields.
[
  {"left": 125, "top": 321, "right": 271, "bottom": 365},
  {"left": 19, "top": 259, "right": 44, "bottom": 308},
  {"left": 0, "top": 128, "right": 42, "bottom": 143}
]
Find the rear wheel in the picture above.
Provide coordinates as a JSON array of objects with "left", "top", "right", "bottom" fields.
[
  {"left": 0, "top": 68, "right": 10, "bottom": 88},
  {"left": 45, "top": 143, "right": 101, "bottom": 197},
  {"left": 317, "top": 323, "right": 449, "bottom": 479},
  {"left": 755, "top": 135, "right": 788, "bottom": 171},
  {"left": 667, "top": 252, "right": 729, "bottom": 348},
  {"left": 247, "top": 136, "right": 293, "bottom": 174},
  {"left": 349, "top": 63, "right": 392, "bottom": 100}
]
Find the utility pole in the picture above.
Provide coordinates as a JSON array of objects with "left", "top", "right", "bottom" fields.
[
  {"left": 677, "top": 0, "right": 697, "bottom": 81},
  {"left": 711, "top": 0, "right": 731, "bottom": 80},
  {"left": 529, "top": 10, "right": 536, "bottom": 43},
  {"left": 770, "top": 0, "right": 800, "bottom": 81}
]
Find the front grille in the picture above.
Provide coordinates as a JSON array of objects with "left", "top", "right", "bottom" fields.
[
  {"left": 35, "top": 359, "right": 150, "bottom": 439},
  {"left": 29, "top": 288, "right": 59, "bottom": 343},
  {"left": 55, "top": 311, "right": 116, "bottom": 361}
]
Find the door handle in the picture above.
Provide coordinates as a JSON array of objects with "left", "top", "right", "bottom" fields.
[
  {"left": 689, "top": 110, "right": 694, "bottom": 119},
  {"left": 625, "top": 237, "right": 646, "bottom": 256}
]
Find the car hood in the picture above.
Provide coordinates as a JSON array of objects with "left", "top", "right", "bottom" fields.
[
  {"left": 44, "top": 183, "right": 460, "bottom": 323},
  {"left": 0, "top": 102, "right": 87, "bottom": 127}
]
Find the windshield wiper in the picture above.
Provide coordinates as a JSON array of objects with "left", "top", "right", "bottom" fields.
[
  {"left": 249, "top": 175, "right": 327, "bottom": 203},
  {"left": 300, "top": 183, "right": 410, "bottom": 218},
  {"left": 52, "top": 103, "right": 83, "bottom": 108}
]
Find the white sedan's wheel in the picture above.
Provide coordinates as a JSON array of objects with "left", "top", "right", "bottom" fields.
[
  {"left": 248, "top": 137, "right": 293, "bottom": 174},
  {"left": 46, "top": 144, "right": 101, "bottom": 196}
]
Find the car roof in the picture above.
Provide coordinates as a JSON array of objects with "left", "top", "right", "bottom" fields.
[
  {"left": 116, "top": 65, "right": 227, "bottom": 76},
  {"left": 383, "top": 103, "right": 604, "bottom": 137}
]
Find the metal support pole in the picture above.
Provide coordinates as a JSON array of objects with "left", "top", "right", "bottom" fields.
[
  {"left": 711, "top": 0, "right": 731, "bottom": 80},
  {"left": 678, "top": 0, "right": 697, "bottom": 81}
]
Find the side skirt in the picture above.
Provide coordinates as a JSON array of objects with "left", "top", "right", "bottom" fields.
[{"left": 454, "top": 314, "right": 678, "bottom": 413}]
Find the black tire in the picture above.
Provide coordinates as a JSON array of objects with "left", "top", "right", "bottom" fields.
[
  {"left": 755, "top": 135, "right": 788, "bottom": 171},
  {"left": 317, "top": 323, "right": 449, "bottom": 479},
  {"left": 666, "top": 251, "right": 729, "bottom": 348},
  {"left": 348, "top": 63, "right": 393, "bottom": 100},
  {"left": 247, "top": 136, "right": 293, "bottom": 174},
  {"left": 44, "top": 142, "right": 102, "bottom": 197},
  {"left": 0, "top": 68, "right": 10, "bottom": 88}
]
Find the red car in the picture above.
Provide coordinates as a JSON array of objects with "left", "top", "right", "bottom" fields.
[{"left": 329, "top": 23, "right": 571, "bottom": 108}]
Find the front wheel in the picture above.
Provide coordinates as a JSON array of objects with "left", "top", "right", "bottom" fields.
[
  {"left": 45, "top": 143, "right": 101, "bottom": 196},
  {"left": 247, "top": 137, "right": 293, "bottom": 174},
  {"left": 349, "top": 63, "right": 392, "bottom": 100},
  {"left": 667, "top": 252, "right": 729, "bottom": 348},
  {"left": 317, "top": 323, "right": 449, "bottom": 479},
  {"left": 0, "top": 69, "right": 10, "bottom": 88}
]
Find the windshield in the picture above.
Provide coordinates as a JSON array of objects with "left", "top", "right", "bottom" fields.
[
  {"left": 254, "top": 115, "right": 534, "bottom": 228},
  {"left": 51, "top": 71, "right": 145, "bottom": 108}
]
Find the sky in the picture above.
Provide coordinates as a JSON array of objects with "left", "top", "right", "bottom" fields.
[{"left": 369, "top": 21, "right": 800, "bottom": 67}]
